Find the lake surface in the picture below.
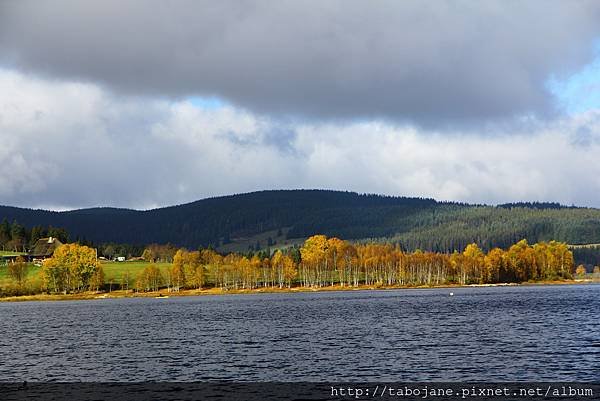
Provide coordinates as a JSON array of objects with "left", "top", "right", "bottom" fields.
[{"left": 0, "top": 285, "right": 599, "bottom": 381}]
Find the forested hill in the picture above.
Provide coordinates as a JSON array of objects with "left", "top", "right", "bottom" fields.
[{"left": 1, "top": 190, "right": 600, "bottom": 252}]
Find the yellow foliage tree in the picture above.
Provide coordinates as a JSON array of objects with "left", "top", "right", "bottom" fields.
[
  {"left": 484, "top": 248, "right": 505, "bottom": 283},
  {"left": 461, "top": 243, "right": 485, "bottom": 284},
  {"left": 42, "top": 243, "right": 100, "bottom": 293},
  {"left": 300, "top": 235, "right": 328, "bottom": 287},
  {"left": 7, "top": 255, "right": 29, "bottom": 287}
]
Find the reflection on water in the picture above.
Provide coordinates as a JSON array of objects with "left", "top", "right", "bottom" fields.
[{"left": 0, "top": 285, "right": 598, "bottom": 381}]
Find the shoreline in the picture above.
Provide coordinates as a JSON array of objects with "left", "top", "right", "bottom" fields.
[{"left": 0, "top": 279, "right": 596, "bottom": 303}]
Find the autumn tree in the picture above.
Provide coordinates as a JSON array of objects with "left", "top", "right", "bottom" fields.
[
  {"left": 141, "top": 244, "right": 178, "bottom": 263},
  {"left": 575, "top": 265, "right": 587, "bottom": 278},
  {"left": 282, "top": 253, "right": 297, "bottom": 287},
  {"left": 185, "top": 250, "right": 204, "bottom": 289},
  {"left": 272, "top": 250, "right": 298, "bottom": 288},
  {"left": 505, "top": 240, "right": 536, "bottom": 282},
  {"left": 136, "top": 263, "right": 164, "bottom": 292},
  {"left": 90, "top": 266, "right": 105, "bottom": 292},
  {"left": 7, "top": 256, "right": 29, "bottom": 287},
  {"left": 271, "top": 250, "right": 285, "bottom": 288},
  {"left": 247, "top": 255, "right": 261, "bottom": 289},
  {"left": 460, "top": 243, "right": 485, "bottom": 284},
  {"left": 171, "top": 249, "right": 187, "bottom": 291},
  {"left": 326, "top": 237, "right": 346, "bottom": 286},
  {"left": 42, "top": 243, "right": 101, "bottom": 293},
  {"left": 142, "top": 248, "right": 156, "bottom": 262},
  {"left": 484, "top": 248, "right": 505, "bottom": 283},
  {"left": 300, "top": 235, "right": 328, "bottom": 287},
  {"left": 339, "top": 242, "right": 359, "bottom": 287},
  {"left": 120, "top": 269, "right": 132, "bottom": 291},
  {"left": 546, "top": 241, "right": 574, "bottom": 279}
]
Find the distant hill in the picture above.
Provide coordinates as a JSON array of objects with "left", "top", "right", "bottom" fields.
[{"left": 1, "top": 190, "right": 600, "bottom": 252}]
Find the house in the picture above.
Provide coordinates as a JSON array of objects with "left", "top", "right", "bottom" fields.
[{"left": 29, "top": 237, "right": 63, "bottom": 264}]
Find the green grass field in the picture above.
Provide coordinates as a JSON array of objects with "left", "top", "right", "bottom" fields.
[
  {"left": 0, "top": 264, "right": 42, "bottom": 290},
  {"left": 0, "top": 250, "right": 27, "bottom": 256},
  {"left": 101, "top": 261, "right": 171, "bottom": 284},
  {"left": 0, "top": 260, "right": 171, "bottom": 290}
]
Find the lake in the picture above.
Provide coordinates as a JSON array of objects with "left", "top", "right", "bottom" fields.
[{"left": 0, "top": 285, "right": 598, "bottom": 382}]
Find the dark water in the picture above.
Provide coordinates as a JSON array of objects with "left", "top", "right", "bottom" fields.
[{"left": 0, "top": 285, "right": 599, "bottom": 382}]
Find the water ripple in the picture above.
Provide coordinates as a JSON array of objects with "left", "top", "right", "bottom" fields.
[{"left": 0, "top": 285, "right": 598, "bottom": 381}]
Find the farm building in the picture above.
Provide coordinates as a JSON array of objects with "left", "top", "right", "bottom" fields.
[{"left": 29, "top": 237, "right": 63, "bottom": 264}]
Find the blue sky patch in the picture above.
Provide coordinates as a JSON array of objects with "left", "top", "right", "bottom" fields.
[
  {"left": 187, "top": 96, "right": 227, "bottom": 110},
  {"left": 548, "top": 42, "right": 600, "bottom": 114}
]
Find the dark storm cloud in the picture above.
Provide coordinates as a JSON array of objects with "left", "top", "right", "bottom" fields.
[{"left": 1, "top": 0, "right": 600, "bottom": 126}]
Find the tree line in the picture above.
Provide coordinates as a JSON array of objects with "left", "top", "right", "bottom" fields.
[
  {"left": 0, "top": 235, "right": 586, "bottom": 297},
  {"left": 297, "top": 235, "right": 574, "bottom": 287},
  {"left": 134, "top": 235, "right": 578, "bottom": 292},
  {"left": 0, "top": 219, "right": 69, "bottom": 252}
]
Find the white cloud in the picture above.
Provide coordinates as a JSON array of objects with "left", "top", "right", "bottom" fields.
[{"left": 1, "top": 69, "right": 600, "bottom": 210}]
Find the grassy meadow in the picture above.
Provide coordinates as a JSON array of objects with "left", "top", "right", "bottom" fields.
[
  {"left": 100, "top": 261, "right": 171, "bottom": 284},
  {"left": 0, "top": 263, "right": 41, "bottom": 290},
  {"left": 0, "top": 260, "right": 171, "bottom": 291},
  {"left": 0, "top": 250, "right": 27, "bottom": 256}
]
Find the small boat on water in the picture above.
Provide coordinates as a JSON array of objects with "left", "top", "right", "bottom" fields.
[{"left": 155, "top": 294, "right": 170, "bottom": 299}]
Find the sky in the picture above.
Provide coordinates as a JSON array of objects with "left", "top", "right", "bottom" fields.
[{"left": 1, "top": 0, "right": 600, "bottom": 210}]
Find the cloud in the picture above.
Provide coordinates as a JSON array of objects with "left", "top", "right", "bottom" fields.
[
  {"left": 1, "top": 69, "right": 600, "bottom": 209},
  {"left": 0, "top": 69, "right": 303, "bottom": 209},
  {"left": 2, "top": 1, "right": 600, "bottom": 126}
]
